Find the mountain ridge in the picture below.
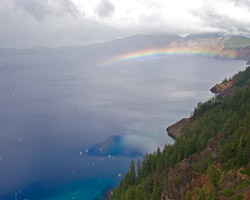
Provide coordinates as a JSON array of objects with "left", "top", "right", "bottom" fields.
[{"left": 1, "top": 34, "right": 250, "bottom": 62}]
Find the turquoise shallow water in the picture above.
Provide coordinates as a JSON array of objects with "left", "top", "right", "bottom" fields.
[
  {"left": 0, "top": 52, "right": 247, "bottom": 199},
  {"left": 39, "top": 179, "right": 111, "bottom": 200}
]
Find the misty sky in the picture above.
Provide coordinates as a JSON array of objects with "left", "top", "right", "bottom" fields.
[{"left": 1, "top": 0, "right": 250, "bottom": 48}]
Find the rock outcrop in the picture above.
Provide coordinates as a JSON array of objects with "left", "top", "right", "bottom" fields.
[
  {"left": 166, "top": 118, "right": 191, "bottom": 139},
  {"left": 210, "top": 79, "right": 233, "bottom": 94}
]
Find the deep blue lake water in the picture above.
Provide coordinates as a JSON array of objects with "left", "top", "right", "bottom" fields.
[{"left": 0, "top": 52, "right": 247, "bottom": 200}]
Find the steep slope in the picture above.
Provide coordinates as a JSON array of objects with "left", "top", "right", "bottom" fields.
[{"left": 110, "top": 67, "right": 250, "bottom": 200}]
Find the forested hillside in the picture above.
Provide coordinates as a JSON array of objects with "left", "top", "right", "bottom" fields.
[{"left": 110, "top": 67, "right": 250, "bottom": 200}]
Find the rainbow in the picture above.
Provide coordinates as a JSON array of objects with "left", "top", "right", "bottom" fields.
[{"left": 98, "top": 46, "right": 234, "bottom": 66}]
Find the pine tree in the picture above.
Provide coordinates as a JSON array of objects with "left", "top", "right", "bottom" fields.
[
  {"left": 151, "top": 186, "right": 160, "bottom": 200},
  {"left": 129, "top": 160, "right": 136, "bottom": 185},
  {"left": 207, "top": 164, "right": 221, "bottom": 190},
  {"left": 124, "top": 161, "right": 136, "bottom": 188},
  {"left": 135, "top": 185, "right": 147, "bottom": 200},
  {"left": 150, "top": 177, "right": 160, "bottom": 200},
  {"left": 143, "top": 177, "right": 152, "bottom": 197},
  {"left": 197, "top": 187, "right": 206, "bottom": 200},
  {"left": 125, "top": 187, "right": 135, "bottom": 200},
  {"left": 137, "top": 159, "right": 142, "bottom": 181}
]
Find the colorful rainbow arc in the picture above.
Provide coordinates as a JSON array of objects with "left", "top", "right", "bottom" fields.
[{"left": 98, "top": 47, "right": 232, "bottom": 66}]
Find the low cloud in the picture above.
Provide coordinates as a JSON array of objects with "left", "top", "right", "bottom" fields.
[
  {"left": 0, "top": 0, "right": 250, "bottom": 48},
  {"left": 190, "top": 0, "right": 250, "bottom": 35},
  {"left": 95, "top": 0, "right": 115, "bottom": 18},
  {"left": 14, "top": 0, "right": 51, "bottom": 21},
  {"left": 12, "top": 0, "right": 80, "bottom": 20}
]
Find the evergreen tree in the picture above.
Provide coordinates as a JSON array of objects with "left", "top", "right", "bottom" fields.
[
  {"left": 125, "top": 187, "right": 135, "bottom": 200},
  {"left": 137, "top": 159, "right": 142, "bottom": 181},
  {"left": 197, "top": 187, "right": 206, "bottom": 200},
  {"left": 150, "top": 178, "right": 160, "bottom": 200},
  {"left": 129, "top": 160, "right": 136, "bottom": 184},
  {"left": 144, "top": 177, "right": 152, "bottom": 197},
  {"left": 124, "top": 160, "right": 136, "bottom": 188},
  {"left": 150, "top": 186, "right": 160, "bottom": 200},
  {"left": 207, "top": 164, "right": 221, "bottom": 190},
  {"left": 135, "top": 185, "right": 147, "bottom": 200}
]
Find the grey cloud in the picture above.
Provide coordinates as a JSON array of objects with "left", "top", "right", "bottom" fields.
[
  {"left": 54, "top": 0, "right": 80, "bottom": 17},
  {"left": 190, "top": 4, "right": 250, "bottom": 36},
  {"left": 13, "top": 0, "right": 51, "bottom": 21},
  {"left": 95, "top": 0, "right": 115, "bottom": 18},
  {"left": 0, "top": 0, "right": 122, "bottom": 48},
  {"left": 12, "top": 0, "right": 80, "bottom": 21},
  {"left": 1, "top": 0, "right": 250, "bottom": 48},
  {"left": 234, "top": 0, "right": 250, "bottom": 8}
]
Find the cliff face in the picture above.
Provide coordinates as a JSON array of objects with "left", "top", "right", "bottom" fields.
[
  {"left": 166, "top": 118, "right": 191, "bottom": 139},
  {"left": 210, "top": 79, "right": 234, "bottom": 94}
]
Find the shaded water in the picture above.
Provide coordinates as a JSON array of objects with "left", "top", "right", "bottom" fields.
[{"left": 0, "top": 52, "right": 247, "bottom": 199}]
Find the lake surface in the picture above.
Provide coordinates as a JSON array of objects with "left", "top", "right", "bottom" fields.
[{"left": 0, "top": 51, "right": 247, "bottom": 200}]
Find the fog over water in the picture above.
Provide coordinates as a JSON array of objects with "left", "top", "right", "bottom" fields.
[{"left": 0, "top": 50, "right": 247, "bottom": 199}]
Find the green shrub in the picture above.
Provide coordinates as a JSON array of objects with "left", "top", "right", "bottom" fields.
[{"left": 233, "top": 194, "right": 245, "bottom": 200}]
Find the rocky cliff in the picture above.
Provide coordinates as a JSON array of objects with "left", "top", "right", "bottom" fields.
[
  {"left": 210, "top": 79, "right": 234, "bottom": 94},
  {"left": 166, "top": 118, "right": 191, "bottom": 139}
]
